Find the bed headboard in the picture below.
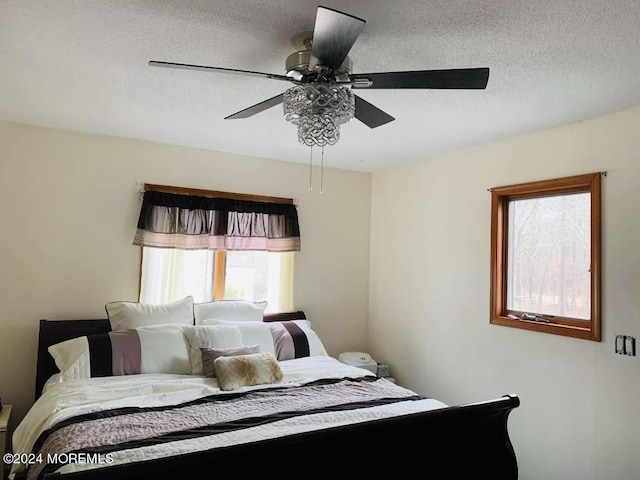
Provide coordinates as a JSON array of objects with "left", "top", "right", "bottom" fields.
[{"left": 35, "top": 311, "right": 306, "bottom": 400}]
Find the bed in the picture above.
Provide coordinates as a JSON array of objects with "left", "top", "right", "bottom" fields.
[{"left": 11, "top": 312, "right": 521, "bottom": 479}]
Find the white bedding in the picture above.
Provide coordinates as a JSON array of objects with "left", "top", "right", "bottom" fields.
[{"left": 12, "top": 356, "right": 447, "bottom": 478}]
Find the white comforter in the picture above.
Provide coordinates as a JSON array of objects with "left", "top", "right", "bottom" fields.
[{"left": 12, "top": 356, "right": 447, "bottom": 477}]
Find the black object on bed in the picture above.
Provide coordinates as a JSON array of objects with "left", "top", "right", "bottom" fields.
[{"left": 30, "top": 314, "right": 520, "bottom": 479}]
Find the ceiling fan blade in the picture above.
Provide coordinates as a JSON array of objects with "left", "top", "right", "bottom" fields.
[
  {"left": 354, "top": 95, "right": 395, "bottom": 128},
  {"left": 224, "top": 93, "right": 284, "bottom": 120},
  {"left": 309, "top": 6, "right": 365, "bottom": 71},
  {"left": 351, "top": 68, "right": 490, "bottom": 89},
  {"left": 149, "top": 61, "right": 296, "bottom": 83}
]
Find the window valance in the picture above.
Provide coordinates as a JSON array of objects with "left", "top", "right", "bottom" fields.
[{"left": 133, "top": 190, "right": 301, "bottom": 252}]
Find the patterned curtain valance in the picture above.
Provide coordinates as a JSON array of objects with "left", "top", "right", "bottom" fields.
[{"left": 133, "top": 190, "right": 301, "bottom": 252}]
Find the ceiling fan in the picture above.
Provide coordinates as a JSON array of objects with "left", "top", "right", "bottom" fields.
[{"left": 149, "top": 5, "right": 489, "bottom": 148}]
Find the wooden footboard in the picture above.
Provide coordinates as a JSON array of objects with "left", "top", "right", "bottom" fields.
[{"left": 40, "top": 394, "right": 520, "bottom": 479}]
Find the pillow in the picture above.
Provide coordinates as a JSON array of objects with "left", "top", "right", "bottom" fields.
[
  {"left": 214, "top": 352, "right": 283, "bottom": 391},
  {"left": 267, "top": 320, "right": 328, "bottom": 361},
  {"left": 202, "top": 319, "right": 328, "bottom": 361},
  {"left": 48, "top": 324, "right": 191, "bottom": 380},
  {"left": 201, "top": 319, "right": 277, "bottom": 354},
  {"left": 183, "top": 325, "right": 244, "bottom": 375},
  {"left": 106, "top": 296, "right": 194, "bottom": 331},
  {"left": 42, "top": 374, "right": 61, "bottom": 394},
  {"left": 194, "top": 300, "right": 267, "bottom": 325},
  {"left": 201, "top": 345, "right": 260, "bottom": 378}
]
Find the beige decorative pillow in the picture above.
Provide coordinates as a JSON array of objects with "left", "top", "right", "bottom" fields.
[
  {"left": 214, "top": 352, "right": 284, "bottom": 391},
  {"left": 201, "top": 345, "right": 260, "bottom": 378}
]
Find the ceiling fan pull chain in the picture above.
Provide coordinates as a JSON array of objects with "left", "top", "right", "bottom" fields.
[
  {"left": 320, "top": 146, "right": 324, "bottom": 195},
  {"left": 308, "top": 146, "right": 313, "bottom": 191}
]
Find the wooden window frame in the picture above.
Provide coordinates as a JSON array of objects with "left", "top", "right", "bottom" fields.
[
  {"left": 143, "top": 183, "right": 294, "bottom": 204},
  {"left": 137, "top": 183, "right": 294, "bottom": 302},
  {"left": 489, "top": 172, "right": 602, "bottom": 341}
]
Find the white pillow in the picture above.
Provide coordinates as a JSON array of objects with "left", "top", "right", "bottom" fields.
[
  {"left": 42, "top": 373, "right": 61, "bottom": 394},
  {"left": 194, "top": 300, "right": 267, "bottom": 325},
  {"left": 106, "top": 296, "right": 194, "bottom": 331},
  {"left": 202, "top": 319, "right": 328, "bottom": 361},
  {"left": 48, "top": 324, "right": 192, "bottom": 380},
  {"left": 183, "top": 325, "right": 244, "bottom": 375}
]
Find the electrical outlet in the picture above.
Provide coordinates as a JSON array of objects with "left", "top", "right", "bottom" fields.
[
  {"left": 625, "top": 336, "right": 636, "bottom": 356},
  {"left": 615, "top": 335, "right": 636, "bottom": 356}
]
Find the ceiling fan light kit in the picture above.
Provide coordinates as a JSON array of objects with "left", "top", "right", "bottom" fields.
[
  {"left": 149, "top": 5, "right": 490, "bottom": 190},
  {"left": 283, "top": 83, "right": 354, "bottom": 147}
]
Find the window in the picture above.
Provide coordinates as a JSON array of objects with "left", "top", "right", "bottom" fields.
[
  {"left": 490, "top": 173, "right": 601, "bottom": 341},
  {"left": 139, "top": 247, "right": 294, "bottom": 313},
  {"left": 134, "top": 184, "right": 301, "bottom": 314}
]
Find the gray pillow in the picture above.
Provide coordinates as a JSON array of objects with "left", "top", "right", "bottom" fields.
[{"left": 201, "top": 345, "right": 260, "bottom": 378}]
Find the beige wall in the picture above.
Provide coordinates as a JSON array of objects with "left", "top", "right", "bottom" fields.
[
  {"left": 0, "top": 122, "right": 371, "bottom": 421},
  {"left": 369, "top": 107, "right": 640, "bottom": 480}
]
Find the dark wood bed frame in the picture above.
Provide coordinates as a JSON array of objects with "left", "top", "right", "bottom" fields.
[{"left": 27, "top": 314, "right": 521, "bottom": 479}]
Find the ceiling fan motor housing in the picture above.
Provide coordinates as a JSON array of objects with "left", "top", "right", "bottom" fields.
[{"left": 285, "top": 50, "right": 352, "bottom": 82}]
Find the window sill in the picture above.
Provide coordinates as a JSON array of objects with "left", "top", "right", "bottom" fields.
[{"left": 491, "top": 315, "right": 600, "bottom": 341}]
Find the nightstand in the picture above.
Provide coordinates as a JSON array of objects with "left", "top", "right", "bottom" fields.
[{"left": 1, "top": 405, "right": 12, "bottom": 480}]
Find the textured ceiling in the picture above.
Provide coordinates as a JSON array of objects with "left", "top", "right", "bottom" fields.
[{"left": 1, "top": 1, "right": 640, "bottom": 171}]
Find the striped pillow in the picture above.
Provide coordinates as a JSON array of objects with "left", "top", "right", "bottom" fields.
[
  {"left": 48, "top": 324, "right": 191, "bottom": 380},
  {"left": 268, "top": 321, "right": 316, "bottom": 361},
  {"left": 201, "top": 319, "right": 328, "bottom": 361}
]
